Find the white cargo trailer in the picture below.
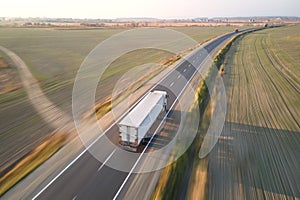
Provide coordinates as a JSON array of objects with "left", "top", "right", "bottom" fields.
[{"left": 118, "top": 90, "right": 167, "bottom": 151}]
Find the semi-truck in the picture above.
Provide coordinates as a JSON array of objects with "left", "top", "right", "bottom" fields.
[{"left": 118, "top": 90, "right": 168, "bottom": 151}]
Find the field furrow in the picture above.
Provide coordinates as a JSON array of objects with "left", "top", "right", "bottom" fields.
[{"left": 206, "top": 27, "right": 300, "bottom": 200}]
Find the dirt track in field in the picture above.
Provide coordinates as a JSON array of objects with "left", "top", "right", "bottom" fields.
[
  {"left": 0, "top": 46, "right": 72, "bottom": 129},
  {"left": 206, "top": 29, "right": 300, "bottom": 199},
  {"left": 0, "top": 46, "right": 73, "bottom": 173}
]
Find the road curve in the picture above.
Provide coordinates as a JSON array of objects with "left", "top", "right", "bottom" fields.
[{"left": 27, "top": 31, "right": 239, "bottom": 200}]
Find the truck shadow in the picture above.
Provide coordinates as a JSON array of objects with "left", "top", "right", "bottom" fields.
[{"left": 141, "top": 109, "right": 183, "bottom": 151}]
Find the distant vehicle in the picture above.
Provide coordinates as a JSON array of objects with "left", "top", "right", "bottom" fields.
[
  {"left": 264, "top": 23, "right": 268, "bottom": 28},
  {"left": 234, "top": 29, "right": 239, "bottom": 33},
  {"left": 118, "top": 90, "right": 168, "bottom": 151}
]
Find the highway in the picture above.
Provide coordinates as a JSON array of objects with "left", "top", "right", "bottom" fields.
[{"left": 32, "top": 31, "right": 238, "bottom": 200}]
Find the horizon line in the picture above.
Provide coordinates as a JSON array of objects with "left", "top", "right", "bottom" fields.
[{"left": 1, "top": 15, "right": 299, "bottom": 20}]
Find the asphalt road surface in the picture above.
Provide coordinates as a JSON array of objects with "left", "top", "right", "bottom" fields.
[{"left": 32, "top": 31, "right": 238, "bottom": 200}]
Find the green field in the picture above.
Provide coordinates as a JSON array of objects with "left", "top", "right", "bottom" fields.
[
  {"left": 0, "top": 27, "right": 235, "bottom": 110},
  {"left": 0, "top": 27, "right": 235, "bottom": 85},
  {"left": 171, "top": 26, "right": 235, "bottom": 42},
  {"left": 0, "top": 26, "right": 238, "bottom": 177},
  {"left": 0, "top": 27, "right": 234, "bottom": 89}
]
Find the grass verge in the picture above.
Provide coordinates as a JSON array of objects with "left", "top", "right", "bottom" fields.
[
  {"left": 151, "top": 28, "right": 261, "bottom": 200},
  {"left": 151, "top": 65, "right": 212, "bottom": 200},
  {"left": 95, "top": 63, "right": 169, "bottom": 119},
  {"left": 94, "top": 39, "right": 211, "bottom": 119},
  {"left": 0, "top": 29, "right": 226, "bottom": 197}
]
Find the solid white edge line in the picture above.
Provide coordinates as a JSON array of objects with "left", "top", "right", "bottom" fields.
[
  {"left": 113, "top": 46, "right": 212, "bottom": 200},
  {"left": 32, "top": 31, "right": 234, "bottom": 199},
  {"left": 32, "top": 38, "right": 195, "bottom": 200}
]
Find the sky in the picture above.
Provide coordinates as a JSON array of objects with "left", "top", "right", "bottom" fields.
[{"left": 1, "top": 0, "right": 299, "bottom": 19}]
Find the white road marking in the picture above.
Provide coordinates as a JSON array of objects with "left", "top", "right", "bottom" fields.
[
  {"left": 98, "top": 149, "right": 116, "bottom": 172},
  {"left": 33, "top": 31, "right": 233, "bottom": 200},
  {"left": 115, "top": 31, "right": 256, "bottom": 199},
  {"left": 177, "top": 75, "right": 181, "bottom": 79},
  {"left": 72, "top": 195, "right": 77, "bottom": 200},
  {"left": 31, "top": 47, "right": 188, "bottom": 199},
  {"left": 113, "top": 46, "right": 214, "bottom": 200},
  {"left": 113, "top": 108, "right": 170, "bottom": 200},
  {"left": 170, "top": 82, "right": 174, "bottom": 87},
  {"left": 183, "top": 69, "right": 187, "bottom": 72}
]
